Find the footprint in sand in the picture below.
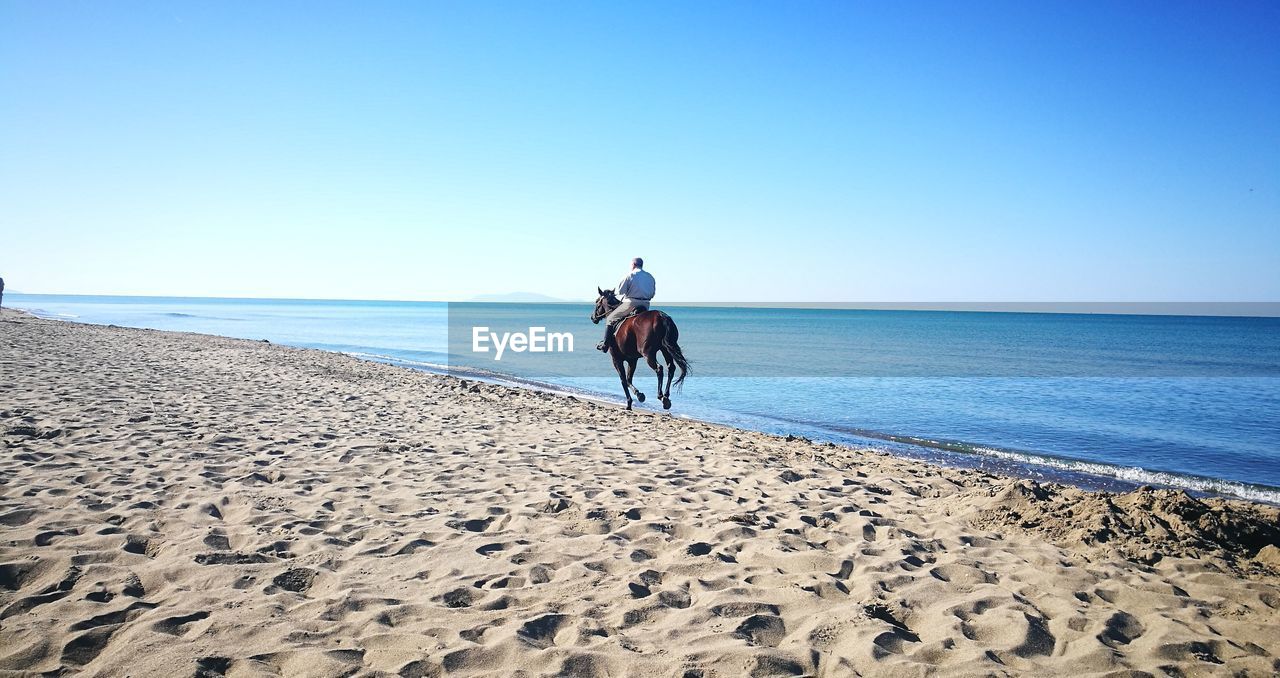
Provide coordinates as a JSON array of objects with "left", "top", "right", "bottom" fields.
[
  {"left": 517, "top": 613, "right": 570, "bottom": 648},
  {"left": 69, "top": 601, "right": 158, "bottom": 631},
  {"left": 61, "top": 626, "right": 120, "bottom": 667},
  {"left": 152, "top": 610, "right": 212, "bottom": 636},
  {"left": 439, "top": 587, "right": 481, "bottom": 608},
  {"left": 60, "top": 602, "right": 159, "bottom": 666},
  {"left": 734, "top": 614, "right": 787, "bottom": 647},
  {"left": 270, "top": 567, "right": 318, "bottom": 594},
  {"left": 475, "top": 542, "right": 507, "bottom": 557},
  {"left": 203, "top": 531, "right": 232, "bottom": 550},
  {"left": 528, "top": 564, "right": 554, "bottom": 584},
  {"left": 658, "top": 589, "right": 692, "bottom": 609},
  {"left": 0, "top": 508, "right": 38, "bottom": 526},
  {"left": 194, "top": 552, "right": 274, "bottom": 565},
  {"left": 123, "top": 535, "right": 163, "bottom": 557},
  {"left": 194, "top": 657, "right": 231, "bottom": 677},
  {"left": 33, "top": 529, "right": 78, "bottom": 546},
  {"left": 1097, "top": 610, "right": 1145, "bottom": 649},
  {"left": 711, "top": 602, "right": 779, "bottom": 618},
  {"left": 0, "top": 561, "right": 38, "bottom": 591},
  {"left": 447, "top": 517, "right": 494, "bottom": 532},
  {"left": 685, "top": 542, "right": 713, "bottom": 556}
]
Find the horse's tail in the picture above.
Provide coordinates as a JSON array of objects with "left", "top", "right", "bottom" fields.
[{"left": 658, "top": 313, "right": 690, "bottom": 391}]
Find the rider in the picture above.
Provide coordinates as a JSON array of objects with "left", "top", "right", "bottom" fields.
[{"left": 598, "top": 257, "right": 655, "bottom": 352}]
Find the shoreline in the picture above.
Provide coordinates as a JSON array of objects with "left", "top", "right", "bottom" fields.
[
  {"left": 368, "top": 351, "right": 1280, "bottom": 505},
  {"left": 2, "top": 306, "right": 1279, "bottom": 675},
  {"left": 15, "top": 302, "right": 1278, "bottom": 505}
]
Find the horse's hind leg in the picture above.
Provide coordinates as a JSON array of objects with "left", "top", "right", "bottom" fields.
[
  {"left": 625, "top": 359, "right": 645, "bottom": 403},
  {"left": 645, "top": 353, "right": 667, "bottom": 408},
  {"left": 658, "top": 349, "right": 674, "bottom": 409}
]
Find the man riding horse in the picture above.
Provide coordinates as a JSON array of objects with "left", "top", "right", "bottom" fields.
[
  {"left": 591, "top": 258, "right": 689, "bottom": 410},
  {"left": 598, "top": 257, "right": 655, "bottom": 352}
]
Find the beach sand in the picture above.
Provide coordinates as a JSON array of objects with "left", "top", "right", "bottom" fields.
[{"left": 2, "top": 307, "right": 1278, "bottom": 677}]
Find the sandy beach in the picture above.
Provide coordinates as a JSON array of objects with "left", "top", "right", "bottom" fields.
[{"left": 1, "top": 307, "right": 1278, "bottom": 677}]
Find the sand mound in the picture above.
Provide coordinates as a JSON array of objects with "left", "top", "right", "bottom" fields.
[{"left": 968, "top": 480, "right": 1280, "bottom": 570}]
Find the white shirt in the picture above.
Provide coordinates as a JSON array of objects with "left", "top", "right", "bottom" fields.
[{"left": 617, "top": 269, "right": 656, "bottom": 302}]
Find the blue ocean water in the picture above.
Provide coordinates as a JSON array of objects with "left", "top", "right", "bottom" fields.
[{"left": 8, "top": 293, "right": 1280, "bottom": 503}]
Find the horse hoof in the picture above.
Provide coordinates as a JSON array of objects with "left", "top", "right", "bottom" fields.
[
  {"left": 636, "top": 392, "right": 646, "bottom": 403},
  {"left": 626, "top": 402, "right": 633, "bottom": 411},
  {"left": 662, "top": 397, "right": 671, "bottom": 410}
]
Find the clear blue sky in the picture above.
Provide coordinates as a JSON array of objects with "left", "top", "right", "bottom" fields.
[{"left": 2, "top": 1, "right": 1277, "bottom": 301}]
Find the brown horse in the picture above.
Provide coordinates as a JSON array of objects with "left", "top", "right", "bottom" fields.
[{"left": 591, "top": 288, "right": 690, "bottom": 410}]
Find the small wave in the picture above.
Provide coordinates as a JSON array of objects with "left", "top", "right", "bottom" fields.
[
  {"left": 160, "top": 312, "right": 199, "bottom": 318},
  {"left": 727, "top": 417, "right": 1280, "bottom": 504},
  {"left": 17, "top": 308, "right": 79, "bottom": 320},
  {"left": 961, "top": 444, "right": 1280, "bottom": 504},
  {"left": 851, "top": 428, "right": 1280, "bottom": 504},
  {"left": 344, "top": 351, "right": 451, "bottom": 373}
]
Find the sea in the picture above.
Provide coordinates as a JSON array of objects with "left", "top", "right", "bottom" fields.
[{"left": 7, "top": 293, "right": 1280, "bottom": 504}]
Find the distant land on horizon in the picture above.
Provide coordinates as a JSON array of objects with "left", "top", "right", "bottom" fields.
[
  {"left": 468, "top": 292, "right": 571, "bottom": 303},
  {"left": 6, "top": 293, "right": 1279, "bottom": 317}
]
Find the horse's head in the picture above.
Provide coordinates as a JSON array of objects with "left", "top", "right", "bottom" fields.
[{"left": 591, "top": 287, "right": 619, "bottom": 324}]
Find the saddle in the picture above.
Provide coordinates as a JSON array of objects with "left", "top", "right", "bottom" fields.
[
  {"left": 611, "top": 305, "right": 650, "bottom": 330},
  {"left": 605, "top": 306, "right": 650, "bottom": 348},
  {"left": 621, "top": 305, "right": 649, "bottom": 320}
]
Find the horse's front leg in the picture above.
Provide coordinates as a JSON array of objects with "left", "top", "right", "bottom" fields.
[
  {"left": 626, "top": 359, "right": 645, "bottom": 403},
  {"left": 613, "top": 356, "right": 633, "bottom": 410}
]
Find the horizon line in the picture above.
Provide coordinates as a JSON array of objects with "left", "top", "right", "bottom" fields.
[{"left": 7, "top": 292, "right": 1280, "bottom": 318}]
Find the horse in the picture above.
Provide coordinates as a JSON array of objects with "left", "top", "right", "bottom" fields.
[{"left": 590, "top": 288, "right": 690, "bottom": 410}]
